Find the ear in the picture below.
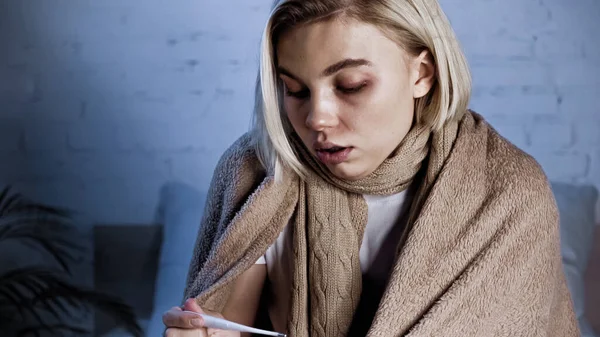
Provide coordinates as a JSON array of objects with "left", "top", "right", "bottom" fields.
[{"left": 412, "top": 49, "right": 436, "bottom": 99}]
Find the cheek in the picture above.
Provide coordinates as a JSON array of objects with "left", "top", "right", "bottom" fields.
[
  {"left": 371, "top": 79, "right": 414, "bottom": 125},
  {"left": 283, "top": 99, "right": 305, "bottom": 131}
]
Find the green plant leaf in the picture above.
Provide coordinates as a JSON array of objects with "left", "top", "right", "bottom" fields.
[
  {"left": 0, "top": 267, "right": 143, "bottom": 337},
  {"left": 0, "top": 186, "right": 143, "bottom": 337},
  {"left": 0, "top": 187, "right": 87, "bottom": 276},
  {"left": 0, "top": 225, "right": 77, "bottom": 274},
  {"left": 0, "top": 186, "right": 70, "bottom": 218},
  {"left": 17, "top": 323, "right": 90, "bottom": 337}
]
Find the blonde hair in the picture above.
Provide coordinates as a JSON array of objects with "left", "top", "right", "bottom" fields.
[{"left": 250, "top": 0, "right": 472, "bottom": 180}]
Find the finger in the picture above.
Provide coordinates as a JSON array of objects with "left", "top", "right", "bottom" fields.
[
  {"left": 164, "top": 327, "right": 208, "bottom": 337},
  {"left": 164, "top": 327, "right": 178, "bottom": 337},
  {"left": 182, "top": 299, "right": 225, "bottom": 319},
  {"left": 207, "top": 330, "right": 235, "bottom": 337},
  {"left": 163, "top": 307, "right": 206, "bottom": 329},
  {"left": 183, "top": 298, "right": 205, "bottom": 313},
  {"left": 181, "top": 298, "right": 225, "bottom": 319}
]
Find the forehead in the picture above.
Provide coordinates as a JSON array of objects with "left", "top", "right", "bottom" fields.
[{"left": 276, "top": 17, "right": 404, "bottom": 75}]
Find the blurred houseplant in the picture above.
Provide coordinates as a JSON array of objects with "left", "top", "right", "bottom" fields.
[{"left": 0, "top": 186, "right": 142, "bottom": 337}]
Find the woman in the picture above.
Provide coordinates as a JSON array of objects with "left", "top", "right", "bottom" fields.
[{"left": 163, "top": 0, "right": 579, "bottom": 336}]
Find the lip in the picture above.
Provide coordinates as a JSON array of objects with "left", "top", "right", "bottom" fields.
[
  {"left": 313, "top": 141, "right": 347, "bottom": 151},
  {"left": 314, "top": 141, "right": 353, "bottom": 165}
]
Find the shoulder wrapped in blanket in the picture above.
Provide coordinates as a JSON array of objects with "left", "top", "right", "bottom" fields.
[{"left": 183, "top": 111, "right": 579, "bottom": 337}]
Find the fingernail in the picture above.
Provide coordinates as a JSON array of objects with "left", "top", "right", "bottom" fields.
[{"left": 191, "top": 318, "right": 203, "bottom": 327}]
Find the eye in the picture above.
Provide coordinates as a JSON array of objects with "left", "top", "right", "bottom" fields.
[
  {"left": 337, "top": 82, "right": 367, "bottom": 94},
  {"left": 285, "top": 88, "right": 310, "bottom": 99}
]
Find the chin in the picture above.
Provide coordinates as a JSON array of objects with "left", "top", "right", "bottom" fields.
[{"left": 326, "top": 163, "right": 371, "bottom": 181}]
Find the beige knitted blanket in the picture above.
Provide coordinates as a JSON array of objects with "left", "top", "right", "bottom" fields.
[{"left": 183, "top": 111, "right": 579, "bottom": 336}]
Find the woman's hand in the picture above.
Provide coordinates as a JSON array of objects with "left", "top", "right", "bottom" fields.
[
  {"left": 162, "top": 298, "right": 240, "bottom": 337},
  {"left": 165, "top": 264, "right": 267, "bottom": 336}
]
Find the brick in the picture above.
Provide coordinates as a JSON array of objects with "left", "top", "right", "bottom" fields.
[
  {"left": 75, "top": 68, "right": 140, "bottom": 100},
  {"left": 2, "top": 153, "right": 71, "bottom": 181},
  {"left": 76, "top": 177, "right": 167, "bottom": 224},
  {"left": 574, "top": 121, "right": 600, "bottom": 148},
  {"left": 170, "top": 93, "right": 216, "bottom": 120},
  {"left": 553, "top": 64, "right": 600, "bottom": 86},
  {"left": 23, "top": 3, "right": 136, "bottom": 43},
  {"left": 183, "top": 35, "right": 259, "bottom": 65},
  {"left": 82, "top": 81, "right": 216, "bottom": 122},
  {"left": 526, "top": 150, "right": 589, "bottom": 180},
  {"left": 8, "top": 178, "right": 87, "bottom": 214},
  {"left": 0, "top": 153, "right": 24, "bottom": 182},
  {"left": 81, "top": 178, "right": 166, "bottom": 224},
  {"left": 584, "top": 43, "right": 600, "bottom": 63},
  {"left": 70, "top": 153, "right": 171, "bottom": 181},
  {"left": 498, "top": 2, "right": 555, "bottom": 34},
  {"left": 201, "top": 89, "right": 255, "bottom": 145},
  {"left": 0, "top": 67, "right": 40, "bottom": 103},
  {"left": 170, "top": 1, "right": 267, "bottom": 40},
  {"left": 121, "top": 67, "right": 219, "bottom": 106},
  {"left": 114, "top": 120, "right": 211, "bottom": 152},
  {"left": 168, "top": 152, "right": 222, "bottom": 187},
  {"left": 2, "top": 43, "right": 41, "bottom": 70},
  {"left": 72, "top": 20, "right": 261, "bottom": 67},
  {"left": 471, "top": 85, "right": 552, "bottom": 99},
  {"left": 76, "top": 38, "right": 172, "bottom": 69},
  {"left": 0, "top": 101, "right": 24, "bottom": 119},
  {"left": 141, "top": 66, "right": 221, "bottom": 99},
  {"left": 586, "top": 152, "right": 600, "bottom": 222},
  {"left": 205, "top": 93, "right": 255, "bottom": 124},
  {"left": 34, "top": 67, "right": 89, "bottom": 98},
  {"left": 23, "top": 121, "right": 68, "bottom": 151},
  {"left": 471, "top": 63, "right": 551, "bottom": 87},
  {"left": 0, "top": 162, "right": 29, "bottom": 191},
  {"left": 67, "top": 121, "right": 118, "bottom": 151},
  {"left": 469, "top": 90, "right": 559, "bottom": 117},
  {"left": 533, "top": 33, "right": 586, "bottom": 61},
  {"left": 11, "top": 176, "right": 167, "bottom": 224},
  {"left": 558, "top": 86, "right": 600, "bottom": 117},
  {"left": 83, "top": 95, "right": 175, "bottom": 121},
  {"left": 589, "top": 151, "right": 600, "bottom": 183},
  {"left": 19, "top": 96, "right": 82, "bottom": 121},
  {"left": 528, "top": 120, "right": 573, "bottom": 148},
  {"left": 2, "top": 152, "right": 171, "bottom": 182},
  {"left": 536, "top": 0, "right": 599, "bottom": 40},
  {"left": 442, "top": 0, "right": 554, "bottom": 36},
  {"left": 462, "top": 34, "right": 534, "bottom": 62},
  {"left": 0, "top": 120, "right": 23, "bottom": 152},
  {"left": 217, "top": 65, "right": 259, "bottom": 94}
]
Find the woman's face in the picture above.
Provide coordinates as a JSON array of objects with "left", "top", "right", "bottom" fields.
[{"left": 276, "top": 17, "right": 435, "bottom": 180}]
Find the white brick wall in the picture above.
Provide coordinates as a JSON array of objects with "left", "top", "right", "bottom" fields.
[
  {"left": 0, "top": 0, "right": 268, "bottom": 223},
  {"left": 445, "top": 0, "right": 600, "bottom": 219},
  {"left": 0, "top": 0, "right": 598, "bottom": 223}
]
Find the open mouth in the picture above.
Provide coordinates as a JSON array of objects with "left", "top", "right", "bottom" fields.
[
  {"left": 315, "top": 146, "right": 353, "bottom": 164},
  {"left": 318, "top": 146, "right": 347, "bottom": 154}
]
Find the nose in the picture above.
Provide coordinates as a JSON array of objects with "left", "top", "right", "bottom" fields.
[{"left": 305, "top": 94, "right": 338, "bottom": 131}]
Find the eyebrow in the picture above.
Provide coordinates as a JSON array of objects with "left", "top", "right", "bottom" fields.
[{"left": 277, "top": 58, "right": 372, "bottom": 81}]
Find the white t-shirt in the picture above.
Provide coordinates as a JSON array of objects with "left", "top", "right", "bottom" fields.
[{"left": 256, "top": 190, "right": 412, "bottom": 333}]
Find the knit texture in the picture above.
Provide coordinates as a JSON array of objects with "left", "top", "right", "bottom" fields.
[
  {"left": 286, "top": 114, "right": 456, "bottom": 337},
  {"left": 183, "top": 110, "right": 579, "bottom": 336}
]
